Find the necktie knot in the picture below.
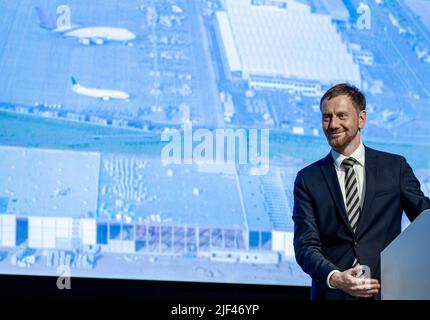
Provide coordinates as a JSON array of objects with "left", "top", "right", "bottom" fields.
[{"left": 342, "top": 157, "right": 356, "bottom": 169}]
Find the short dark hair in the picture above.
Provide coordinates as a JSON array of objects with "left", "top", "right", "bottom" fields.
[{"left": 320, "top": 83, "right": 366, "bottom": 112}]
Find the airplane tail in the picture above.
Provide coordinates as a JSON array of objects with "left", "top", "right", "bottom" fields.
[
  {"left": 71, "top": 76, "right": 78, "bottom": 86},
  {"left": 35, "top": 6, "right": 56, "bottom": 30}
]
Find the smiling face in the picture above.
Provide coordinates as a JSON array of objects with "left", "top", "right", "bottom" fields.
[{"left": 321, "top": 95, "right": 366, "bottom": 156}]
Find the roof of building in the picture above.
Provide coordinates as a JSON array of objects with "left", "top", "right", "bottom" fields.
[
  {"left": 0, "top": 146, "right": 100, "bottom": 217},
  {"left": 216, "top": 0, "right": 361, "bottom": 85}
]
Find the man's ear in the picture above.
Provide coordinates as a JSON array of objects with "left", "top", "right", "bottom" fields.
[{"left": 359, "top": 110, "right": 366, "bottom": 129}]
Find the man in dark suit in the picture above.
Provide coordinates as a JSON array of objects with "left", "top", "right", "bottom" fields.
[{"left": 293, "top": 83, "right": 430, "bottom": 300}]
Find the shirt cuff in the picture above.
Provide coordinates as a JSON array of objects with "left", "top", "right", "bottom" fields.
[{"left": 327, "top": 270, "right": 341, "bottom": 289}]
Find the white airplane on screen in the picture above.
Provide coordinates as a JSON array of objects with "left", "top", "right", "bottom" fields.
[
  {"left": 71, "top": 77, "right": 131, "bottom": 102},
  {"left": 35, "top": 7, "right": 136, "bottom": 45}
]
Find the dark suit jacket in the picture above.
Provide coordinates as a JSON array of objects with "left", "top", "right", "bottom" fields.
[{"left": 293, "top": 146, "right": 430, "bottom": 300}]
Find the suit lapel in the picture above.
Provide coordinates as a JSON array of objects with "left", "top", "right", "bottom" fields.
[
  {"left": 320, "top": 153, "right": 353, "bottom": 233},
  {"left": 356, "top": 146, "right": 378, "bottom": 237}
]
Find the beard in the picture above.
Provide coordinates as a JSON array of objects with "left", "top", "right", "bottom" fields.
[{"left": 325, "top": 128, "right": 359, "bottom": 150}]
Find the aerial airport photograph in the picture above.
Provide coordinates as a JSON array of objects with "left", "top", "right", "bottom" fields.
[{"left": 0, "top": 0, "right": 429, "bottom": 287}]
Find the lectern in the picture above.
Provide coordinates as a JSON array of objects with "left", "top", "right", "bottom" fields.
[{"left": 381, "top": 209, "right": 430, "bottom": 300}]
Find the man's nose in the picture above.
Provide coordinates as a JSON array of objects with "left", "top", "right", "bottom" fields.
[{"left": 329, "top": 117, "right": 339, "bottom": 129}]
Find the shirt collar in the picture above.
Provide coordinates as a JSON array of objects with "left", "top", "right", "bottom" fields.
[{"left": 331, "top": 142, "right": 365, "bottom": 170}]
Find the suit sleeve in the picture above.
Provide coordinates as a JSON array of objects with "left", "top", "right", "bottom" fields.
[
  {"left": 400, "top": 157, "right": 430, "bottom": 221},
  {"left": 293, "top": 171, "right": 338, "bottom": 289}
]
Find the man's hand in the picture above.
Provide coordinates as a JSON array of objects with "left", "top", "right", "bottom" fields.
[{"left": 329, "top": 265, "right": 380, "bottom": 298}]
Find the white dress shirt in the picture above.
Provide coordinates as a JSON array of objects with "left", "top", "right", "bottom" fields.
[
  {"left": 331, "top": 142, "right": 366, "bottom": 210},
  {"left": 327, "top": 142, "right": 366, "bottom": 289}
]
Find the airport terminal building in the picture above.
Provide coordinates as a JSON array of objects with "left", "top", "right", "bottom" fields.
[
  {"left": 215, "top": 0, "right": 361, "bottom": 95},
  {"left": 0, "top": 146, "right": 296, "bottom": 269}
]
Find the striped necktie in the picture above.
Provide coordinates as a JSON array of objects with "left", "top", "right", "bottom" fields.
[
  {"left": 342, "top": 157, "right": 360, "bottom": 232},
  {"left": 342, "top": 157, "right": 360, "bottom": 267}
]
